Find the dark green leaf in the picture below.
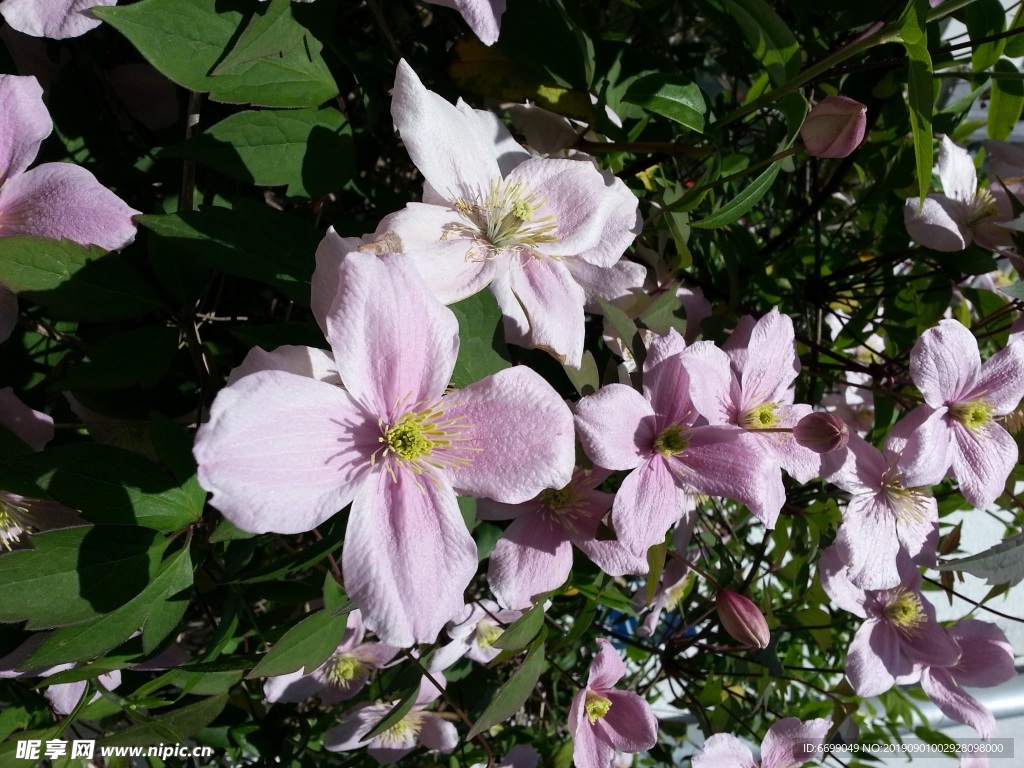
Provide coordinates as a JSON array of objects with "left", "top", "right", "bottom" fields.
[
  {"left": 247, "top": 608, "right": 349, "bottom": 679},
  {"left": 493, "top": 604, "right": 545, "bottom": 651},
  {"left": 0, "top": 526, "right": 164, "bottom": 630},
  {"left": 10, "top": 444, "right": 203, "bottom": 531},
  {"left": 721, "top": 0, "right": 801, "bottom": 88},
  {"left": 0, "top": 237, "right": 160, "bottom": 321},
  {"left": 101, "top": 694, "right": 228, "bottom": 747},
  {"left": 57, "top": 327, "right": 179, "bottom": 391},
  {"left": 988, "top": 58, "right": 1024, "bottom": 141},
  {"left": 622, "top": 74, "right": 706, "bottom": 132},
  {"left": 449, "top": 290, "right": 512, "bottom": 387},
  {"left": 467, "top": 631, "right": 548, "bottom": 739},
  {"left": 901, "top": 0, "right": 934, "bottom": 208},
  {"left": 363, "top": 684, "right": 421, "bottom": 740},
  {"left": 210, "top": 0, "right": 306, "bottom": 75},
  {"left": 95, "top": 0, "right": 337, "bottom": 108},
  {"left": 164, "top": 108, "right": 354, "bottom": 197},
  {"left": 691, "top": 160, "right": 783, "bottom": 229}
]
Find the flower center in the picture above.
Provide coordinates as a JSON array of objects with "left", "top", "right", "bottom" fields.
[
  {"left": 654, "top": 426, "right": 688, "bottom": 457},
  {"left": 949, "top": 399, "right": 994, "bottom": 432},
  {"left": 385, "top": 418, "right": 434, "bottom": 461},
  {"left": 884, "top": 590, "right": 926, "bottom": 635},
  {"left": 965, "top": 187, "right": 1000, "bottom": 226},
  {"left": 375, "top": 405, "right": 475, "bottom": 477},
  {"left": 0, "top": 493, "right": 32, "bottom": 551},
  {"left": 475, "top": 620, "right": 503, "bottom": 648},
  {"left": 378, "top": 711, "right": 425, "bottom": 745},
  {"left": 664, "top": 575, "right": 692, "bottom": 612},
  {"left": 323, "top": 653, "right": 365, "bottom": 690},
  {"left": 739, "top": 402, "right": 779, "bottom": 430},
  {"left": 880, "top": 470, "right": 931, "bottom": 525},
  {"left": 445, "top": 179, "right": 558, "bottom": 261},
  {"left": 584, "top": 691, "right": 612, "bottom": 725}
]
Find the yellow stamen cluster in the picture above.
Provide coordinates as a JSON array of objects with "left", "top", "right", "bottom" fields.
[
  {"left": 323, "top": 653, "right": 364, "bottom": 690},
  {"left": 444, "top": 179, "right": 559, "bottom": 261},
  {"left": 475, "top": 620, "right": 504, "bottom": 648},
  {"left": 377, "top": 711, "right": 425, "bottom": 745},
  {"left": 374, "top": 404, "right": 477, "bottom": 479},
  {"left": 880, "top": 469, "right": 931, "bottom": 526},
  {"left": 0, "top": 494, "right": 32, "bottom": 551},
  {"left": 965, "top": 187, "right": 1000, "bottom": 227},
  {"left": 884, "top": 589, "right": 927, "bottom": 636},
  {"left": 654, "top": 426, "right": 688, "bottom": 457},
  {"left": 584, "top": 691, "right": 612, "bottom": 725},
  {"left": 740, "top": 402, "right": 779, "bottom": 430},
  {"left": 949, "top": 399, "right": 994, "bottom": 432},
  {"left": 538, "top": 480, "right": 589, "bottom": 532}
]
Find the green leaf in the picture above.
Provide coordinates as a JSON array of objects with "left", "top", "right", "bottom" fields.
[
  {"left": 95, "top": 0, "right": 337, "bottom": 108},
  {"left": 57, "top": 326, "right": 179, "bottom": 391},
  {"left": 691, "top": 160, "right": 783, "bottom": 229},
  {"left": 363, "top": 684, "right": 422, "bottom": 740},
  {"left": 138, "top": 201, "right": 320, "bottom": 305},
  {"left": 721, "top": 0, "right": 801, "bottom": 88},
  {"left": 645, "top": 540, "right": 668, "bottom": 606},
  {"left": 0, "top": 526, "right": 164, "bottom": 630},
  {"left": 467, "top": 631, "right": 548, "bottom": 739},
  {"left": 164, "top": 108, "right": 354, "bottom": 197},
  {"left": 493, "top": 604, "right": 545, "bottom": 651},
  {"left": 10, "top": 444, "right": 204, "bottom": 531},
  {"left": 210, "top": 0, "right": 306, "bottom": 75},
  {"left": 247, "top": 607, "right": 350, "bottom": 679},
  {"left": 988, "top": 58, "right": 1024, "bottom": 141},
  {"left": 1000, "top": 281, "right": 1024, "bottom": 300},
  {"left": 449, "top": 290, "right": 512, "bottom": 388},
  {"left": 901, "top": 0, "right": 934, "bottom": 209},
  {"left": 24, "top": 546, "right": 193, "bottom": 667},
  {"left": 622, "top": 74, "right": 706, "bottom": 132},
  {"left": 1004, "top": 4, "right": 1024, "bottom": 58},
  {"left": 0, "top": 237, "right": 160, "bottom": 321},
  {"left": 936, "top": 532, "right": 1024, "bottom": 586},
  {"left": 101, "top": 694, "right": 229, "bottom": 747},
  {"left": 965, "top": 0, "right": 1007, "bottom": 72}
]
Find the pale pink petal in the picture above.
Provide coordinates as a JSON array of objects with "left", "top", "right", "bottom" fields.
[
  {"left": 907, "top": 601, "right": 961, "bottom": 668},
  {"left": 312, "top": 227, "right": 367, "bottom": 334},
  {"left": 610, "top": 456, "right": 686, "bottom": 557},
  {"left": 738, "top": 308, "right": 799, "bottom": 407},
  {"left": 938, "top": 135, "right": 977, "bottom": 202},
  {"left": 0, "top": 387, "right": 53, "bottom": 451},
  {"left": 263, "top": 668, "right": 325, "bottom": 704},
  {"left": 966, "top": 339, "right": 1024, "bottom": 414},
  {"left": 505, "top": 157, "right": 623, "bottom": 265},
  {"left": 597, "top": 690, "right": 659, "bottom": 752},
  {"left": 0, "top": 74, "right": 50, "bottom": 182},
  {"left": 0, "top": 163, "right": 139, "bottom": 250},
  {"left": 905, "top": 195, "right": 970, "bottom": 251},
  {"left": 425, "top": 0, "right": 506, "bottom": 45},
  {"left": 680, "top": 340, "right": 735, "bottom": 424},
  {"left": 418, "top": 712, "right": 459, "bottom": 753},
  {"left": 570, "top": 689, "right": 615, "bottom": 768},
  {"left": 677, "top": 286, "right": 711, "bottom": 343},
  {"left": 643, "top": 326, "right": 687, "bottom": 371},
  {"left": 761, "top": 717, "right": 831, "bottom": 768},
  {"left": 323, "top": 704, "right": 389, "bottom": 752},
  {"left": 488, "top": 513, "right": 573, "bottom": 609},
  {"left": 948, "top": 620, "right": 1016, "bottom": 687},
  {"left": 763, "top": 404, "right": 822, "bottom": 483},
  {"left": 352, "top": 642, "right": 400, "bottom": 670},
  {"left": 0, "top": 284, "right": 16, "bottom": 343},
  {"left": 338, "top": 609, "right": 366, "bottom": 651},
  {"left": 0, "top": 0, "right": 115, "bottom": 40},
  {"left": 498, "top": 745, "right": 540, "bottom": 768},
  {"left": 343, "top": 468, "right": 476, "bottom": 646},
  {"left": 643, "top": 331, "right": 694, "bottom": 428},
  {"left": 573, "top": 168, "right": 641, "bottom": 268},
  {"left": 887, "top": 405, "right": 954, "bottom": 488},
  {"left": 476, "top": 497, "right": 537, "bottom": 521},
  {"left": 572, "top": 505, "right": 651, "bottom": 578},
  {"left": 921, "top": 668, "right": 996, "bottom": 738},
  {"left": 824, "top": 432, "right": 888, "bottom": 494},
  {"left": 392, "top": 60, "right": 499, "bottom": 199},
  {"left": 692, "top": 734, "right": 758, "bottom": 768},
  {"left": 505, "top": 252, "right": 586, "bottom": 366},
  {"left": 44, "top": 680, "right": 85, "bottom": 715},
  {"left": 585, "top": 639, "right": 626, "bottom": 690},
  {"left": 818, "top": 546, "right": 868, "bottom": 618},
  {"left": 226, "top": 345, "right": 339, "bottom": 386},
  {"left": 324, "top": 252, "right": 459, "bottom": 420},
  {"left": 836, "top": 494, "right": 902, "bottom": 591},
  {"left": 194, "top": 371, "right": 376, "bottom": 534},
  {"left": 575, "top": 384, "right": 656, "bottom": 470},
  {"left": 459, "top": 101, "right": 529, "bottom": 175},
  {"left": 847, "top": 620, "right": 903, "bottom": 696},
  {"left": 911, "top": 320, "right": 981, "bottom": 406},
  {"left": 440, "top": 366, "right": 575, "bottom": 503},
  {"left": 376, "top": 204, "right": 499, "bottom": 304},
  {"left": 950, "top": 420, "right": 1017, "bottom": 508},
  {"left": 565, "top": 257, "right": 646, "bottom": 311}
]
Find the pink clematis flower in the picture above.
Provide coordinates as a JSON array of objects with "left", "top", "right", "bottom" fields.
[
  {"left": 194, "top": 252, "right": 575, "bottom": 647},
  {"left": 819, "top": 545, "right": 959, "bottom": 696},
  {"left": 903, "top": 319, "right": 1024, "bottom": 509},
  {"left": 424, "top": 0, "right": 506, "bottom": 45},
  {"left": 569, "top": 639, "right": 658, "bottom": 768},
  {"left": 480, "top": 467, "right": 648, "bottom": 611},
  {"left": 682, "top": 308, "right": 822, "bottom": 483},
  {"left": 264, "top": 609, "right": 397, "bottom": 705},
  {"left": 345, "top": 61, "right": 640, "bottom": 368},
  {"left": 692, "top": 716, "right": 832, "bottom": 768},
  {"left": 427, "top": 599, "right": 522, "bottom": 671},
  {"left": 920, "top": 620, "right": 1016, "bottom": 738},
  {"left": 904, "top": 136, "right": 1011, "bottom": 252},
  {"left": 822, "top": 407, "right": 949, "bottom": 590},
  {"left": 324, "top": 677, "right": 457, "bottom": 764},
  {"left": 575, "top": 330, "right": 785, "bottom": 557},
  {"left": 0, "top": 75, "right": 138, "bottom": 248},
  {"left": 0, "top": 0, "right": 116, "bottom": 39}
]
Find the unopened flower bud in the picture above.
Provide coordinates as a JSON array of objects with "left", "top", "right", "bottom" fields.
[
  {"left": 716, "top": 589, "right": 770, "bottom": 649},
  {"left": 800, "top": 96, "right": 867, "bottom": 158},
  {"left": 793, "top": 412, "right": 850, "bottom": 454}
]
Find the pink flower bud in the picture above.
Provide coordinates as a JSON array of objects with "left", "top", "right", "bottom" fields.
[
  {"left": 793, "top": 412, "right": 850, "bottom": 454},
  {"left": 716, "top": 589, "right": 770, "bottom": 649},
  {"left": 800, "top": 96, "right": 867, "bottom": 158}
]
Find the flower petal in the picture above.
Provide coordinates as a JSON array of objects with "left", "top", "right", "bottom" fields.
[
  {"left": 818, "top": 545, "right": 868, "bottom": 617},
  {"left": 570, "top": 689, "right": 615, "bottom": 768},
  {"left": 575, "top": 383, "right": 657, "bottom": 471},
  {"left": 886, "top": 405, "right": 954, "bottom": 488},
  {"left": 598, "top": 690, "right": 659, "bottom": 752},
  {"left": 263, "top": 668, "right": 325, "bottom": 704},
  {"left": 343, "top": 468, "right": 476, "bottom": 646},
  {"left": 226, "top": 345, "right": 339, "bottom": 387},
  {"left": 312, "top": 226, "right": 367, "bottom": 335},
  {"left": 904, "top": 195, "right": 970, "bottom": 252},
  {"left": 760, "top": 717, "right": 832, "bottom": 768},
  {"left": 921, "top": 668, "right": 996, "bottom": 738},
  {"left": 738, "top": 308, "right": 799, "bottom": 407},
  {"left": 967, "top": 337, "right": 1024, "bottom": 414},
  {"left": 938, "top": 134, "right": 977, "bottom": 202},
  {"left": 439, "top": 366, "right": 574, "bottom": 503},
  {"left": 836, "top": 494, "right": 902, "bottom": 591},
  {"left": 950, "top": 420, "right": 1018, "bottom": 509},
  {"left": 0, "top": 386, "right": 53, "bottom": 451},
  {"left": 911, "top": 319, "right": 981, "bottom": 406},
  {"left": 0, "top": 0, "right": 114, "bottom": 40},
  {"left": 425, "top": 0, "right": 506, "bottom": 46},
  {"left": 847, "top": 620, "right": 902, "bottom": 696},
  {"left": 680, "top": 340, "right": 735, "bottom": 425},
  {"left": 325, "top": 251, "right": 459, "bottom": 420},
  {"left": 611, "top": 456, "right": 686, "bottom": 557},
  {"left": 417, "top": 712, "right": 459, "bottom": 753},
  {"left": 948, "top": 619, "right": 1016, "bottom": 688},
  {"left": 565, "top": 256, "right": 646, "bottom": 311},
  {"left": 323, "top": 704, "right": 389, "bottom": 752},
  {"left": 692, "top": 734, "right": 758, "bottom": 768},
  {"left": 392, "top": 60, "right": 499, "bottom": 199},
  {"left": 588, "top": 638, "right": 626, "bottom": 689},
  {"left": 488, "top": 512, "right": 573, "bottom": 610},
  {"left": 505, "top": 252, "right": 586, "bottom": 367},
  {"left": 194, "top": 371, "right": 375, "bottom": 534},
  {"left": 0, "top": 74, "right": 49, "bottom": 183},
  {"left": 0, "top": 162, "right": 139, "bottom": 250}
]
